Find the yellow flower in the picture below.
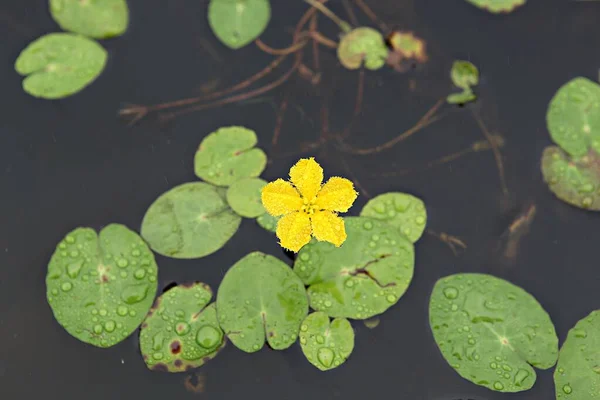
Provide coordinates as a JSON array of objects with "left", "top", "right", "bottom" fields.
[{"left": 261, "top": 157, "right": 358, "bottom": 252}]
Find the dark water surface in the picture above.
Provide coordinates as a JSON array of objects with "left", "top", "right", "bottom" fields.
[{"left": 2, "top": 1, "right": 600, "bottom": 399}]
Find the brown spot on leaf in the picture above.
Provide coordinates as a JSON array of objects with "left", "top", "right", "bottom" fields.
[
  {"left": 101, "top": 275, "right": 109, "bottom": 283},
  {"left": 171, "top": 341, "right": 182, "bottom": 354},
  {"left": 152, "top": 363, "right": 169, "bottom": 372},
  {"left": 142, "top": 323, "right": 148, "bottom": 328},
  {"left": 174, "top": 359, "right": 183, "bottom": 367}
]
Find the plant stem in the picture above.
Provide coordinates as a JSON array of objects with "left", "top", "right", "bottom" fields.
[{"left": 304, "top": 0, "right": 352, "bottom": 33}]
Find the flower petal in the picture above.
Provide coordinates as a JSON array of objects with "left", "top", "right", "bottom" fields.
[
  {"left": 315, "top": 177, "right": 358, "bottom": 212},
  {"left": 289, "top": 157, "right": 323, "bottom": 200},
  {"left": 311, "top": 211, "right": 347, "bottom": 247},
  {"left": 276, "top": 211, "right": 312, "bottom": 252},
  {"left": 261, "top": 179, "right": 303, "bottom": 216}
]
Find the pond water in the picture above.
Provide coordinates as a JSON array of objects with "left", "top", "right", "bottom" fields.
[{"left": 1, "top": 0, "right": 600, "bottom": 399}]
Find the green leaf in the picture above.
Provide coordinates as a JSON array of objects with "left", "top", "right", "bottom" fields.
[
  {"left": 139, "top": 283, "right": 225, "bottom": 372},
  {"left": 554, "top": 310, "right": 600, "bottom": 399},
  {"left": 547, "top": 77, "right": 600, "bottom": 158},
  {"left": 14, "top": 33, "right": 107, "bottom": 99},
  {"left": 429, "top": 273, "right": 559, "bottom": 393},
  {"left": 447, "top": 89, "right": 477, "bottom": 105},
  {"left": 541, "top": 146, "right": 600, "bottom": 211},
  {"left": 337, "top": 27, "right": 389, "bottom": 71},
  {"left": 216, "top": 251, "right": 308, "bottom": 352},
  {"left": 46, "top": 224, "right": 158, "bottom": 348},
  {"left": 293, "top": 217, "right": 414, "bottom": 320},
  {"left": 256, "top": 212, "right": 278, "bottom": 233},
  {"left": 194, "top": 126, "right": 267, "bottom": 187},
  {"left": 450, "top": 60, "right": 479, "bottom": 90},
  {"left": 208, "top": 0, "right": 271, "bottom": 49},
  {"left": 359, "top": 192, "right": 427, "bottom": 243},
  {"left": 49, "top": 0, "right": 129, "bottom": 39},
  {"left": 299, "top": 312, "right": 354, "bottom": 371},
  {"left": 226, "top": 177, "right": 267, "bottom": 218},
  {"left": 465, "top": 0, "right": 526, "bottom": 13},
  {"left": 141, "top": 182, "right": 241, "bottom": 259}
]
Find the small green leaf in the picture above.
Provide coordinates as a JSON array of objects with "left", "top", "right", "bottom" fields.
[
  {"left": 194, "top": 126, "right": 267, "bottom": 187},
  {"left": 447, "top": 89, "right": 477, "bottom": 105},
  {"left": 429, "top": 273, "right": 558, "bottom": 393},
  {"left": 49, "top": 0, "right": 129, "bottom": 39},
  {"left": 293, "top": 217, "right": 414, "bottom": 320},
  {"left": 554, "top": 310, "right": 600, "bottom": 399},
  {"left": 541, "top": 146, "right": 600, "bottom": 210},
  {"left": 208, "top": 0, "right": 271, "bottom": 49},
  {"left": 547, "top": 77, "right": 600, "bottom": 158},
  {"left": 359, "top": 192, "right": 427, "bottom": 243},
  {"left": 139, "top": 283, "right": 225, "bottom": 372},
  {"left": 216, "top": 252, "right": 308, "bottom": 352},
  {"left": 46, "top": 224, "right": 158, "bottom": 348},
  {"left": 465, "top": 0, "right": 526, "bottom": 13},
  {"left": 141, "top": 182, "right": 241, "bottom": 259},
  {"left": 226, "top": 177, "right": 267, "bottom": 218},
  {"left": 14, "top": 33, "right": 107, "bottom": 99},
  {"left": 450, "top": 60, "right": 479, "bottom": 90},
  {"left": 337, "top": 27, "right": 389, "bottom": 71},
  {"left": 256, "top": 212, "right": 278, "bottom": 233},
  {"left": 299, "top": 312, "right": 354, "bottom": 371}
]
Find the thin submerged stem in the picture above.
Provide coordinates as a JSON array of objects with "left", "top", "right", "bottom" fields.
[{"left": 304, "top": 0, "right": 352, "bottom": 33}]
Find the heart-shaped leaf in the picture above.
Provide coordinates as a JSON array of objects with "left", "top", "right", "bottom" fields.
[
  {"left": 299, "top": 312, "right": 354, "bottom": 371},
  {"left": 226, "top": 177, "right": 267, "bottom": 218},
  {"left": 208, "top": 0, "right": 271, "bottom": 49},
  {"left": 337, "top": 27, "right": 389, "bottom": 71},
  {"left": 139, "top": 283, "right": 225, "bottom": 372},
  {"left": 429, "top": 273, "right": 558, "bottom": 393},
  {"left": 46, "top": 224, "right": 158, "bottom": 347},
  {"left": 49, "top": 0, "right": 129, "bottom": 39},
  {"left": 293, "top": 216, "right": 414, "bottom": 319},
  {"left": 216, "top": 252, "right": 308, "bottom": 352}
]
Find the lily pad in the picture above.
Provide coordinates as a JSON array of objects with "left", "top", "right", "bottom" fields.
[
  {"left": 139, "top": 283, "right": 225, "bottom": 372},
  {"left": 429, "top": 273, "right": 559, "bottom": 393},
  {"left": 226, "top": 177, "right": 267, "bottom": 218},
  {"left": 141, "top": 182, "right": 241, "bottom": 259},
  {"left": 359, "top": 192, "right": 427, "bottom": 243},
  {"left": 14, "top": 33, "right": 107, "bottom": 99},
  {"left": 194, "top": 126, "right": 267, "bottom": 187},
  {"left": 450, "top": 60, "right": 479, "bottom": 90},
  {"left": 547, "top": 77, "right": 600, "bottom": 158},
  {"left": 216, "top": 251, "right": 308, "bottom": 352},
  {"left": 208, "top": 0, "right": 271, "bottom": 49},
  {"left": 299, "top": 312, "right": 354, "bottom": 371},
  {"left": 337, "top": 27, "right": 389, "bottom": 71},
  {"left": 541, "top": 146, "right": 600, "bottom": 210},
  {"left": 293, "top": 216, "right": 414, "bottom": 320},
  {"left": 46, "top": 224, "right": 158, "bottom": 348},
  {"left": 387, "top": 31, "right": 427, "bottom": 62},
  {"left": 256, "top": 212, "right": 278, "bottom": 233},
  {"left": 49, "top": 0, "right": 129, "bottom": 39},
  {"left": 554, "top": 310, "right": 600, "bottom": 399},
  {"left": 465, "top": 0, "right": 526, "bottom": 13},
  {"left": 447, "top": 89, "right": 477, "bottom": 105}
]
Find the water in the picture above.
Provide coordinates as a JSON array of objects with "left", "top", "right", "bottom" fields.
[{"left": 1, "top": 0, "right": 600, "bottom": 399}]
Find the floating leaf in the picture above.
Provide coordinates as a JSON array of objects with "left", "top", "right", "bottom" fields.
[
  {"left": 49, "top": 0, "right": 129, "bottom": 39},
  {"left": 14, "top": 33, "right": 107, "bottom": 99},
  {"left": 360, "top": 192, "right": 427, "bottom": 243},
  {"left": 194, "top": 126, "right": 267, "bottom": 187},
  {"left": 450, "top": 60, "right": 479, "bottom": 90},
  {"left": 547, "top": 77, "right": 600, "bottom": 158},
  {"left": 337, "top": 27, "right": 389, "bottom": 71},
  {"left": 208, "top": 0, "right": 271, "bottom": 49},
  {"left": 141, "top": 182, "right": 241, "bottom": 259},
  {"left": 387, "top": 31, "right": 427, "bottom": 63},
  {"left": 447, "top": 89, "right": 477, "bottom": 105},
  {"left": 554, "top": 310, "right": 600, "bottom": 399},
  {"left": 541, "top": 146, "right": 600, "bottom": 211},
  {"left": 363, "top": 317, "right": 380, "bottom": 329},
  {"left": 256, "top": 212, "right": 278, "bottom": 233},
  {"left": 299, "top": 312, "right": 354, "bottom": 371},
  {"left": 139, "top": 283, "right": 225, "bottom": 372},
  {"left": 293, "top": 217, "right": 414, "bottom": 319},
  {"left": 465, "top": 0, "right": 526, "bottom": 13},
  {"left": 226, "top": 177, "right": 267, "bottom": 218},
  {"left": 216, "top": 252, "right": 308, "bottom": 352},
  {"left": 429, "top": 273, "right": 558, "bottom": 393},
  {"left": 46, "top": 224, "right": 158, "bottom": 348}
]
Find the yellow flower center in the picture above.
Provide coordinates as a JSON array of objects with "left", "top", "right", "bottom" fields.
[{"left": 300, "top": 197, "right": 318, "bottom": 215}]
